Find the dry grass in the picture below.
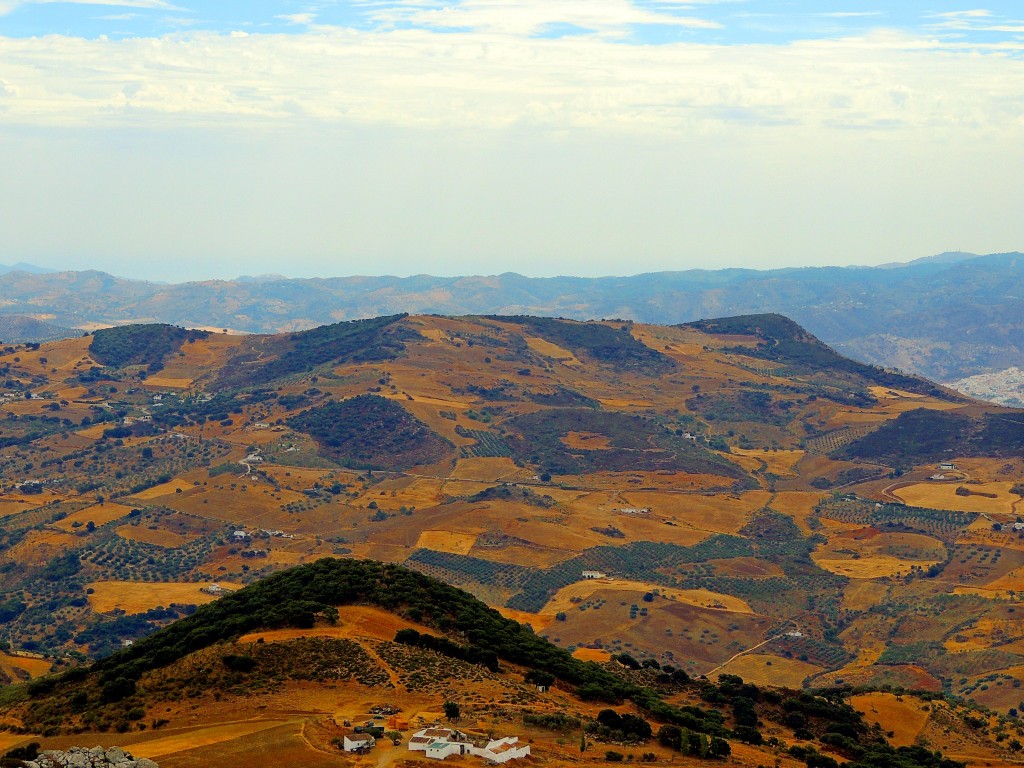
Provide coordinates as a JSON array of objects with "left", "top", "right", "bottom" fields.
[
  {"left": 5, "top": 529, "right": 79, "bottom": 566},
  {"left": 562, "top": 431, "right": 614, "bottom": 450},
  {"left": 812, "top": 529, "right": 946, "bottom": 579},
  {"left": 843, "top": 580, "right": 890, "bottom": 612},
  {"left": 53, "top": 502, "right": 136, "bottom": 531},
  {"left": 732, "top": 449, "right": 806, "bottom": 476},
  {"left": 116, "top": 525, "right": 196, "bottom": 548},
  {"left": 415, "top": 530, "right": 479, "bottom": 555},
  {"left": 130, "top": 478, "right": 199, "bottom": 499},
  {"left": 0, "top": 500, "right": 39, "bottom": 518},
  {"left": 0, "top": 652, "right": 53, "bottom": 680},
  {"left": 771, "top": 491, "right": 827, "bottom": 534},
  {"left": 448, "top": 457, "right": 524, "bottom": 482},
  {"left": 140, "top": 334, "right": 245, "bottom": 389},
  {"left": 543, "top": 579, "right": 752, "bottom": 615},
  {"left": 524, "top": 336, "right": 582, "bottom": 366},
  {"left": 851, "top": 692, "right": 931, "bottom": 747},
  {"left": 86, "top": 580, "right": 243, "bottom": 613},
  {"left": 132, "top": 720, "right": 293, "bottom": 759},
  {"left": 715, "top": 654, "right": 822, "bottom": 688},
  {"left": 572, "top": 647, "right": 612, "bottom": 662},
  {"left": 894, "top": 482, "right": 1020, "bottom": 515}
]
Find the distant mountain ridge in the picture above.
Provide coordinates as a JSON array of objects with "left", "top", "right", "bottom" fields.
[{"left": 0, "top": 252, "right": 1020, "bottom": 383}]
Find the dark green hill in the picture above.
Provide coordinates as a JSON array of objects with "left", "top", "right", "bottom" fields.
[
  {"left": 216, "top": 313, "right": 415, "bottom": 388},
  {"left": 836, "top": 408, "right": 1024, "bottom": 466},
  {"left": 89, "top": 324, "right": 209, "bottom": 370},
  {"left": 286, "top": 394, "right": 453, "bottom": 470}
]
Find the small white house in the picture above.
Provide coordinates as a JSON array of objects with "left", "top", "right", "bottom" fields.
[
  {"left": 233, "top": 530, "right": 249, "bottom": 540},
  {"left": 1013, "top": 522, "right": 1024, "bottom": 531},
  {"left": 939, "top": 462, "right": 956, "bottom": 471},
  {"left": 343, "top": 734, "right": 375, "bottom": 752},
  {"left": 581, "top": 570, "right": 607, "bottom": 580}
]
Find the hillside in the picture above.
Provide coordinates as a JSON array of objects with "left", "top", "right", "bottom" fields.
[
  {"left": 0, "top": 313, "right": 1021, "bottom": 724},
  {"left": 1, "top": 560, "right": 1019, "bottom": 768},
  {"left": 0, "top": 252, "right": 1021, "bottom": 383}
]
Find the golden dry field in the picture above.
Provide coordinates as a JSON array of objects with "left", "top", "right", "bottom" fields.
[
  {"left": 714, "top": 654, "right": 823, "bottom": 688},
  {"left": 894, "top": 481, "right": 1022, "bottom": 514},
  {"left": 851, "top": 692, "right": 932, "bottom": 747},
  {"left": 812, "top": 529, "right": 947, "bottom": 578},
  {"left": 53, "top": 501, "right": 136, "bottom": 531},
  {"left": 86, "top": 580, "right": 244, "bottom": 613}
]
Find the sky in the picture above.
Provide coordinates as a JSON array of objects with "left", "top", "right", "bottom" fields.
[{"left": 0, "top": 1, "right": 1022, "bottom": 282}]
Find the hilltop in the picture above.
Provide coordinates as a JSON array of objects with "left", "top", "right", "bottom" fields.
[
  {"left": 0, "top": 313, "right": 1021, "bottom": 724},
  {"left": 0, "top": 252, "right": 1022, "bottom": 384},
  {"left": 1, "top": 559, "right": 1019, "bottom": 768}
]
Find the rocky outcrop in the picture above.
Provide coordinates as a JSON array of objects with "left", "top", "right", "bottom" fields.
[{"left": 20, "top": 746, "right": 157, "bottom": 768}]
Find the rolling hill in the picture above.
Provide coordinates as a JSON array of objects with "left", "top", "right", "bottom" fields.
[
  {"left": 0, "top": 252, "right": 1021, "bottom": 385},
  {"left": 0, "top": 313, "right": 1021, "bottom": 734},
  {"left": 0, "top": 559, "right": 1018, "bottom": 768}
]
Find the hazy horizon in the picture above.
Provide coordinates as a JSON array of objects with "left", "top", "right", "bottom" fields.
[{"left": 2, "top": 1, "right": 1022, "bottom": 282}]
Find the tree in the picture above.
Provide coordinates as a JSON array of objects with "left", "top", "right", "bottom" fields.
[
  {"left": 443, "top": 701, "right": 460, "bottom": 722},
  {"left": 709, "top": 737, "right": 731, "bottom": 758}
]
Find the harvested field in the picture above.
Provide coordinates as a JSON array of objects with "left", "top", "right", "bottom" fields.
[
  {"left": 415, "top": 530, "right": 479, "bottom": 555},
  {"left": 524, "top": 336, "right": 581, "bottom": 365},
  {"left": 812, "top": 529, "right": 946, "bottom": 579},
  {"left": 449, "top": 457, "right": 524, "bottom": 482},
  {"left": 0, "top": 651, "right": 52, "bottom": 680},
  {"left": 715, "top": 654, "right": 822, "bottom": 688},
  {"left": 495, "top": 607, "right": 555, "bottom": 632},
  {"left": 0, "top": 499, "right": 39, "bottom": 518},
  {"left": 843, "top": 580, "right": 890, "bottom": 612},
  {"left": 132, "top": 720, "right": 293, "bottom": 759},
  {"left": 894, "top": 482, "right": 1020, "bottom": 515},
  {"left": 561, "top": 431, "right": 613, "bottom": 450},
  {"left": 732, "top": 449, "right": 805, "bottom": 476},
  {"left": 116, "top": 525, "right": 196, "bottom": 548},
  {"left": 131, "top": 478, "right": 199, "bottom": 499},
  {"left": 87, "top": 580, "right": 243, "bottom": 613},
  {"left": 544, "top": 579, "right": 752, "bottom": 615},
  {"left": 851, "top": 692, "right": 931, "bottom": 747},
  {"left": 53, "top": 501, "right": 136, "bottom": 531},
  {"left": 572, "top": 647, "right": 612, "bottom": 662},
  {"left": 770, "top": 491, "right": 827, "bottom": 534},
  {"left": 5, "top": 529, "right": 79, "bottom": 566}
]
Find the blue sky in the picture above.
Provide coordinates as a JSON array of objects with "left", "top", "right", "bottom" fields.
[
  {"left": 0, "top": 1, "right": 1022, "bottom": 281},
  {"left": 2, "top": 1, "right": 1024, "bottom": 47}
]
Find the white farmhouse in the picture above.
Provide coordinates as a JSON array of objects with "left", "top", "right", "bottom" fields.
[{"left": 343, "top": 734, "right": 375, "bottom": 752}]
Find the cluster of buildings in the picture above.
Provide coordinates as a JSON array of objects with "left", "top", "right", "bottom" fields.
[{"left": 341, "top": 724, "right": 530, "bottom": 764}]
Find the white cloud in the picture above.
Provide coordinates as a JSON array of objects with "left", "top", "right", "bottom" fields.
[
  {"left": 364, "top": 0, "right": 721, "bottom": 37},
  {"left": 0, "top": 0, "right": 182, "bottom": 14},
  {"left": 0, "top": 23, "right": 1020, "bottom": 143},
  {"left": 277, "top": 12, "right": 316, "bottom": 25}
]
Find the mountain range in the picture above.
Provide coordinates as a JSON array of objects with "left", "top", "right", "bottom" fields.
[{"left": 0, "top": 252, "right": 1021, "bottom": 388}]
